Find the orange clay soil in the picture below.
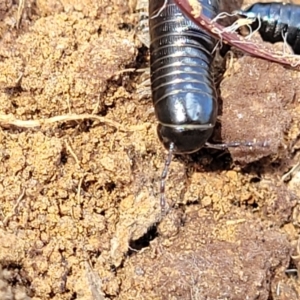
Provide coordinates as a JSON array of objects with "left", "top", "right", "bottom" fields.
[{"left": 0, "top": 0, "right": 300, "bottom": 299}]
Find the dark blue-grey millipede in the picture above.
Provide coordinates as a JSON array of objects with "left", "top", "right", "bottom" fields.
[
  {"left": 149, "top": 0, "right": 220, "bottom": 154},
  {"left": 237, "top": 2, "right": 300, "bottom": 54}
]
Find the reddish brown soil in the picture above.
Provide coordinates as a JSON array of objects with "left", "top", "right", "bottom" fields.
[{"left": 0, "top": 0, "right": 300, "bottom": 299}]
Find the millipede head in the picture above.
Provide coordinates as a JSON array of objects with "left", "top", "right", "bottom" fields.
[{"left": 157, "top": 124, "right": 215, "bottom": 154}]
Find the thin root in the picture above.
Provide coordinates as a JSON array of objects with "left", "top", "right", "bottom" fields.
[
  {"left": 151, "top": 0, "right": 168, "bottom": 19},
  {"left": 77, "top": 175, "right": 85, "bottom": 205},
  {"left": 0, "top": 113, "right": 147, "bottom": 132},
  {"left": 1, "top": 189, "right": 26, "bottom": 227},
  {"left": 17, "top": 0, "right": 25, "bottom": 29},
  {"left": 281, "top": 161, "right": 300, "bottom": 182},
  {"left": 65, "top": 139, "right": 81, "bottom": 168}
]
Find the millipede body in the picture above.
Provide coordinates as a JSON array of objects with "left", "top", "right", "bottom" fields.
[
  {"left": 237, "top": 2, "right": 300, "bottom": 54},
  {"left": 149, "top": 0, "right": 220, "bottom": 154}
]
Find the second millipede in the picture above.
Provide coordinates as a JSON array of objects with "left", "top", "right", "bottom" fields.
[{"left": 237, "top": 2, "right": 300, "bottom": 54}]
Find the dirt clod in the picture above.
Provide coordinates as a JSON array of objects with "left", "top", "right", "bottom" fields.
[{"left": 118, "top": 207, "right": 292, "bottom": 300}]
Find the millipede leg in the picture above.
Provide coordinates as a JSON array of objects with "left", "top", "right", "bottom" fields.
[{"left": 160, "top": 143, "right": 174, "bottom": 213}]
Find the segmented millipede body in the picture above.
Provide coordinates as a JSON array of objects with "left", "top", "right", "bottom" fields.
[
  {"left": 237, "top": 2, "right": 300, "bottom": 54},
  {"left": 149, "top": 0, "right": 220, "bottom": 154}
]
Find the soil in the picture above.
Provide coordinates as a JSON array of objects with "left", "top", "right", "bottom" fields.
[{"left": 0, "top": 0, "right": 300, "bottom": 299}]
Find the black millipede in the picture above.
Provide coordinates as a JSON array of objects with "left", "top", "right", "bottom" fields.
[
  {"left": 148, "top": 0, "right": 270, "bottom": 211},
  {"left": 149, "top": 0, "right": 220, "bottom": 210},
  {"left": 236, "top": 2, "right": 300, "bottom": 54}
]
